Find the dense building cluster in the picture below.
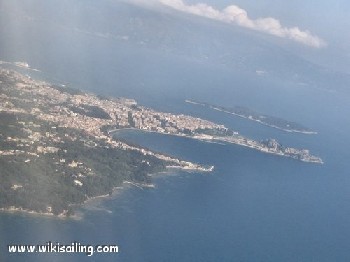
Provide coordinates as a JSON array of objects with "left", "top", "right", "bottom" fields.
[{"left": 0, "top": 68, "right": 323, "bottom": 173}]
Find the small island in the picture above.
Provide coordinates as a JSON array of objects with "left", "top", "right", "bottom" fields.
[
  {"left": 0, "top": 69, "right": 322, "bottom": 217},
  {"left": 185, "top": 99, "right": 317, "bottom": 134}
]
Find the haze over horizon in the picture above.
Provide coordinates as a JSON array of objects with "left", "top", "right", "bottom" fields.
[
  {"left": 0, "top": 0, "right": 349, "bottom": 94},
  {"left": 2, "top": 1, "right": 350, "bottom": 262},
  {"left": 127, "top": 0, "right": 350, "bottom": 73}
]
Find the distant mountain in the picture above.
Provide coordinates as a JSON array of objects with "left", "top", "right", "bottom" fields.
[{"left": 1, "top": 0, "right": 349, "bottom": 94}]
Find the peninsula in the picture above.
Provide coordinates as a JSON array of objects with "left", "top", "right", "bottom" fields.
[
  {"left": 185, "top": 99, "right": 317, "bottom": 134},
  {"left": 0, "top": 69, "right": 322, "bottom": 216}
]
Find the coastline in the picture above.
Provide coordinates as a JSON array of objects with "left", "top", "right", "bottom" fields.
[
  {"left": 185, "top": 99, "right": 317, "bottom": 135},
  {"left": 111, "top": 127, "right": 323, "bottom": 164},
  {"left": 0, "top": 207, "right": 79, "bottom": 220},
  {"left": 212, "top": 107, "right": 318, "bottom": 135},
  {"left": 0, "top": 69, "right": 320, "bottom": 220},
  {"left": 110, "top": 128, "right": 215, "bottom": 171},
  {"left": 0, "top": 163, "right": 212, "bottom": 219}
]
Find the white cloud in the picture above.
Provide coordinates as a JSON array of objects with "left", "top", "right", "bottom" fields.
[{"left": 158, "top": 0, "right": 327, "bottom": 48}]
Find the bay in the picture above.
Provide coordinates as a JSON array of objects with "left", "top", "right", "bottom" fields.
[
  {"left": 1, "top": 8, "right": 350, "bottom": 259},
  {"left": 1, "top": 87, "right": 350, "bottom": 261}
]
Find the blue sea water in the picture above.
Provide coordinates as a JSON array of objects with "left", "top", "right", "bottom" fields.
[
  {"left": 1, "top": 64, "right": 350, "bottom": 261},
  {"left": 1, "top": 18, "right": 350, "bottom": 260}
]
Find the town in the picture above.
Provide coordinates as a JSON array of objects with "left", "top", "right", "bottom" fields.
[
  {"left": 0, "top": 69, "right": 323, "bottom": 165},
  {"left": 0, "top": 68, "right": 322, "bottom": 216}
]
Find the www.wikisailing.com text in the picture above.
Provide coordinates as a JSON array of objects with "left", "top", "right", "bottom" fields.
[{"left": 8, "top": 241, "right": 119, "bottom": 257}]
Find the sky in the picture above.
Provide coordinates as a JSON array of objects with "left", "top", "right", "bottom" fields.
[
  {"left": 184, "top": 0, "right": 350, "bottom": 32},
  {"left": 131, "top": 0, "right": 350, "bottom": 71},
  {"left": 1, "top": 0, "right": 349, "bottom": 71},
  {"left": 157, "top": 0, "right": 328, "bottom": 48},
  {"left": 131, "top": 0, "right": 350, "bottom": 47}
]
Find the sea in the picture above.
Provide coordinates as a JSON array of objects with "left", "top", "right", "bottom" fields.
[{"left": 1, "top": 39, "right": 350, "bottom": 261}]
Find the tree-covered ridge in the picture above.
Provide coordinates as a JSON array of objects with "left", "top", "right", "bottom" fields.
[
  {"left": 0, "top": 67, "right": 322, "bottom": 216},
  {"left": 0, "top": 112, "right": 167, "bottom": 216},
  {"left": 1, "top": 69, "right": 207, "bottom": 216}
]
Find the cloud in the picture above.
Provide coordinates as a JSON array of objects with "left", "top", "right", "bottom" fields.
[{"left": 158, "top": 0, "right": 327, "bottom": 48}]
